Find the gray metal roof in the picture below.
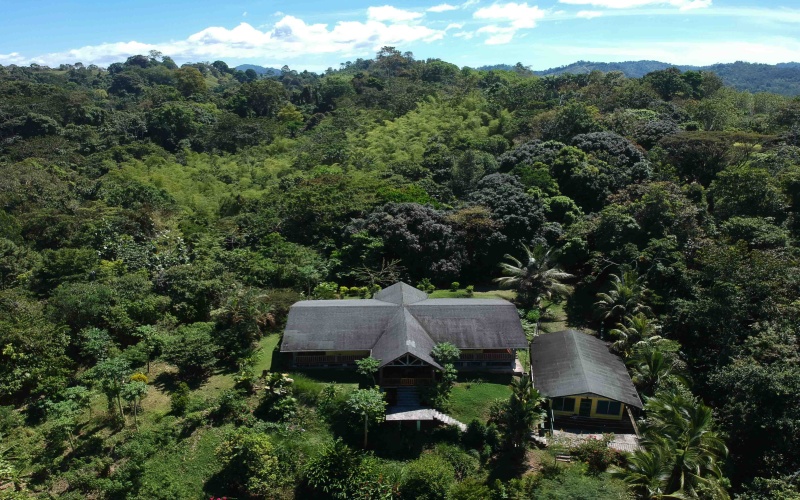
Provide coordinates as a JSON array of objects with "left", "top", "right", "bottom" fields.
[
  {"left": 372, "top": 309, "right": 443, "bottom": 369},
  {"left": 373, "top": 283, "right": 428, "bottom": 305},
  {"left": 282, "top": 282, "right": 528, "bottom": 366},
  {"left": 530, "top": 329, "right": 643, "bottom": 409}
]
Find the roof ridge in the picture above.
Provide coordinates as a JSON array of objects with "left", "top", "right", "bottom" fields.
[
  {"left": 373, "top": 282, "right": 428, "bottom": 305},
  {"left": 404, "top": 307, "right": 435, "bottom": 349},
  {"left": 569, "top": 330, "right": 593, "bottom": 397}
]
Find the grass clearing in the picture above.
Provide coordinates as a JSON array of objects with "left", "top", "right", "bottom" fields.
[
  {"left": 137, "top": 424, "right": 230, "bottom": 498},
  {"left": 448, "top": 373, "right": 514, "bottom": 423},
  {"left": 253, "top": 333, "right": 280, "bottom": 375},
  {"left": 427, "top": 289, "right": 516, "bottom": 300},
  {"left": 539, "top": 302, "right": 568, "bottom": 333}
]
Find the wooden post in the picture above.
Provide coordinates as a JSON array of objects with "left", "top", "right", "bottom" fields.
[{"left": 416, "top": 420, "right": 421, "bottom": 432}]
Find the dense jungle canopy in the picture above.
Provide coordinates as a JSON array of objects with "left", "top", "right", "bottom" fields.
[{"left": 1, "top": 48, "right": 799, "bottom": 499}]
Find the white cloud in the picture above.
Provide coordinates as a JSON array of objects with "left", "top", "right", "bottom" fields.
[
  {"left": 1, "top": 16, "right": 445, "bottom": 68},
  {"left": 472, "top": 2, "right": 545, "bottom": 44},
  {"left": 0, "top": 52, "right": 27, "bottom": 65},
  {"left": 242, "top": 11, "right": 248, "bottom": 17},
  {"left": 445, "top": 23, "right": 464, "bottom": 30},
  {"left": 474, "top": 2, "right": 545, "bottom": 28},
  {"left": 576, "top": 10, "right": 603, "bottom": 18},
  {"left": 476, "top": 25, "right": 517, "bottom": 44},
  {"left": 367, "top": 5, "right": 424, "bottom": 22},
  {"left": 428, "top": 3, "right": 459, "bottom": 12},
  {"left": 559, "top": 0, "right": 711, "bottom": 10},
  {"left": 453, "top": 31, "right": 475, "bottom": 39}
]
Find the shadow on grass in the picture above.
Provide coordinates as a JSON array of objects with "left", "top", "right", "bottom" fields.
[
  {"left": 456, "top": 372, "right": 514, "bottom": 385},
  {"left": 290, "top": 368, "right": 365, "bottom": 385},
  {"left": 487, "top": 448, "right": 531, "bottom": 483},
  {"left": 369, "top": 422, "right": 463, "bottom": 460}
]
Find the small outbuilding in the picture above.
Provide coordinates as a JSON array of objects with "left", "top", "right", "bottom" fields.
[{"left": 530, "top": 329, "right": 643, "bottom": 421}]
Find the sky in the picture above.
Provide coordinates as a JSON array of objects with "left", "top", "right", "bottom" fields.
[{"left": 1, "top": 0, "right": 799, "bottom": 72}]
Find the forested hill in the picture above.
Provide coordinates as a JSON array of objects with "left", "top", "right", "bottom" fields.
[
  {"left": 234, "top": 63, "right": 281, "bottom": 76},
  {"left": 2, "top": 49, "right": 800, "bottom": 498},
  {"left": 481, "top": 60, "right": 800, "bottom": 95}
]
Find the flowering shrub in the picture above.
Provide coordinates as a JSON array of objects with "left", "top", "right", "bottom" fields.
[{"left": 570, "top": 434, "right": 626, "bottom": 474}]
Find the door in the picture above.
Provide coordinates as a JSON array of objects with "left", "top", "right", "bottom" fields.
[{"left": 579, "top": 399, "right": 592, "bottom": 417}]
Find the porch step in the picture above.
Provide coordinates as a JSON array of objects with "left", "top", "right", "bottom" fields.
[
  {"left": 431, "top": 411, "right": 468, "bottom": 431},
  {"left": 395, "top": 387, "right": 421, "bottom": 407}
]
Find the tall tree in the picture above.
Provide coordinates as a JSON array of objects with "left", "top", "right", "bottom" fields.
[
  {"left": 495, "top": 244, "right": 574, "bottom": 313},
  {"left": 489, "top": 376, "right": 545, "bottom": 449},
  {"left": 347, "top": 388, "right": 387, "bottom": 449},
  {"left": 639, "top": 389, "right": 729, "bottom": 498},
  {"left": 595, "top": 271, "right": 652, "bottom": 327},
  {"left": 609, "top": 313, "right": 660, "bottom": 359}
]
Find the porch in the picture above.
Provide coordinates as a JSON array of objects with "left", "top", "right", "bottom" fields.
[{"left": 380, "top": 365, "right": 437, "bottom": 387}]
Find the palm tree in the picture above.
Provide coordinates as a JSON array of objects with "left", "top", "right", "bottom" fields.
[
  {"left": 628, "top": 346, "right": 686, "bottom": 396},
  {"left": 611, "top": 445, "right": 685, "bottom": 499},
  {"left": 495, "top": 244, "right": 574, "bottom": 312},
  {"left": 640, "top": 390, "right": 729, "bottom": 498},
  {"left": 609, "top": 313, "right": 661, "bottom": 359},
  {"left": 491, "top": 376, "right": 547, "bottom": 449},
  {"left": 595, "top": 271, "right": 652, "bottom": 326}
]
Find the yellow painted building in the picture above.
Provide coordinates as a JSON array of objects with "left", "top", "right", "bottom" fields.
[
  {"left": 549, "top": 394, "right": 626, "bottom": 420},
  {"left": 530, "top": 330, "right": 643, "bottom": 422}
]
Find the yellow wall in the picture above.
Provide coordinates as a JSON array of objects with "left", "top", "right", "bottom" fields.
[{"left": 551, "top": 395, "right": 625, "bottom": 420}]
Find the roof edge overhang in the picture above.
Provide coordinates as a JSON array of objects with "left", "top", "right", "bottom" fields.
[
  {"left": 379, "top": 352, "right": 444, "bottom": 371},
  {"left": 538, "top": 390, "right": 643, "bottom": 409}
]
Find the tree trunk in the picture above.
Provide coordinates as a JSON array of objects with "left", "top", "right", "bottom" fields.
[
  {"left": 363, "top": 413, "right": 369, "bottom": 449},
  {"left": 133, "top": 400, "right": 139, "bottom": 431},
  {"left": 117, "top": 393, "right": 125, "bottom": 422}
]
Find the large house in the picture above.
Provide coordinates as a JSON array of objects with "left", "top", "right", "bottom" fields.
[
  {"left": 281, "top": 282, "right": 528, "bottom": 387},
  {"left": 530, "top": 329, "right": 643, "bottom": 422}
]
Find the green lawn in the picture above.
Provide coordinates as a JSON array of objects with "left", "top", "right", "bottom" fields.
[
  {"left": 448, "top": 374, "right": 515, "bottom": 423},
  {"left": 539, "top": 302, "right": 568, "bottom": 333},
  {"left": 428, "top": 289, "right": 517, "bottom": 300},
  {"left": 137, "top": 424, "right": 229, "bottom": 498},
  {"left": 339, "top": 288, "right": 517, "bottom": 301},
  {"left": 253, "top": 333, "right": 281, "bottom": 375}
]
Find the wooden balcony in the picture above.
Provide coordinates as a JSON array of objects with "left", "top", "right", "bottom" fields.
[
  {"left": 294, "top": 355, "right": 362, "bottom": 366},
  {"left": 382, "top": 377, "right": 434, "bottom": 387}
]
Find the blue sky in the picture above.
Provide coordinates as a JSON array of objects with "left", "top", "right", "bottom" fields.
[{"left": 1, "top": 0, "right": 799, "bottom": 71}]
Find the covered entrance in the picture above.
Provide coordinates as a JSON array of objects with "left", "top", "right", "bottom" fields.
[{"left": 380, "top": 354, "right": 438, "bottom": 387}]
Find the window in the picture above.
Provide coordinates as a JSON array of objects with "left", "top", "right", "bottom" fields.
[
  {"left": 551, "top": 397, "right": 576, "bottom": 412},
  {"left": 595, "top": 400, "right": 622, "bottom": 415}
]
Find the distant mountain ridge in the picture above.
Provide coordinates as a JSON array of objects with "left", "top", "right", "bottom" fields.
[
  {"left": 235, "top": 64, "right": 281, "bottom": 76},
  {"left": 480, "top": 60, "right": 800, "bottom": 96}
]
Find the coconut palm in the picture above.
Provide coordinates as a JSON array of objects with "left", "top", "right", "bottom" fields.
[
  {"left": 495, "top": 244, "right": 574, "bottom": 311},
  {"left": 609, "top": 313, "right": 661, "bottom": 359},
  {"left": 491, "top": 376, "right": 547, "bottom": 449},
  {"left": 628, "top": 346, "right": 687, "bottom": 396},
  {"left": 595, "top": 271, "right": 652, "bottom": 326},
  {"left": 640, "top": 390, "right": 729, "bottom": 499},
  {"left": 610, "top": 445, "right": 686, "bottom": 499}
]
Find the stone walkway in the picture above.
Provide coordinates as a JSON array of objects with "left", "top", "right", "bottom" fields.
[{"left": 535, "top": 429, "right": 640, "bottom": 452}]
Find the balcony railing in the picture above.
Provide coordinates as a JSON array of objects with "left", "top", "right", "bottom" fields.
[
  {"left": 459, "top": 353, "right": 515, "bottom": 362},
  {"left": 382, "top": 377, "right": 434, "bottom": 387},
  {"left": 294, "top": 355, "right": 361, "bottom": 366}
]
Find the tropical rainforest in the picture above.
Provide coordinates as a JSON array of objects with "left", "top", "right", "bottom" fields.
[{"left": 0, "top": 48, "right": 799, "bottom": 499}]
